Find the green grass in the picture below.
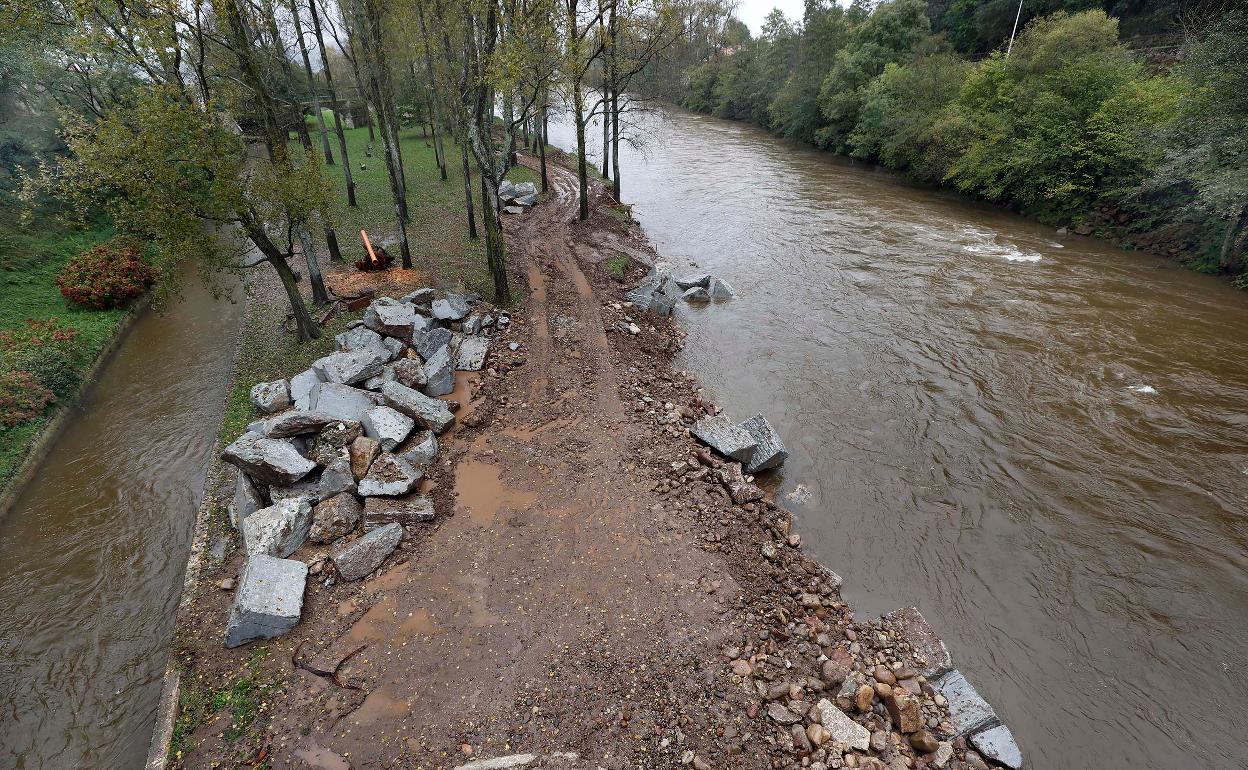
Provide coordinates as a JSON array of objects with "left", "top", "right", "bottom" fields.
[
  {"left": 170, "top": 645, "right": 278, "bottom": 767},
  {"left": 0, "top": 218, "right": 125, "bottom": 491},
  {"left": 504, "top": 163, "right": 540, "bottom": 187},
  {"left": 320, "top": 119, "right": 496, "bottom": 298},
  {"left": 604, "top": 252, "right": 629, "bottom": 280}
]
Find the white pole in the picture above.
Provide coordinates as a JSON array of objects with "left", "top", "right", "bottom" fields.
[{"left": 1006, "top": 0, "right": 1024, "bottom": 57}]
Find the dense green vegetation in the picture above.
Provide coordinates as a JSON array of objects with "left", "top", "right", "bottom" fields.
[{"left": 660, "top": 1, "right": 1246, "bottom": 277}]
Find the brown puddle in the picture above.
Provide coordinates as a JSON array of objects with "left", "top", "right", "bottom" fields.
[
  {"left": 347, "top": 595, "right": 398, "bottom": 642},
  {"left": 350, "top": 684, "right": 409, "bottom": 725},
  {"left": 439, "top": 371, "right": 481, "bottom": 436},
  {"left": 453, "top": 461, "right": 538, "bottom": 526},
  {"left": 293, "top": 745, "right": 351, "bottom": 770},
  {"left": 364, "top": 563, "right": 410, "bottom": 592},
  {"left": 397, "top": 607, "right": 439, "bottom": 636}
]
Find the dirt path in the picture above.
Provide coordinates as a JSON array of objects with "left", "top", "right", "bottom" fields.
[{"left": 176, "top": 155, "right": 971, "bottom": 770}]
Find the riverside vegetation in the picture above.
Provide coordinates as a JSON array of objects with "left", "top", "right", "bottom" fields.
[{"left": 641, "top": 1, "right": 1248, "bottom": 280}]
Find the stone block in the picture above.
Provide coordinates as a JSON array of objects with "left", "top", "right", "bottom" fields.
[
  {"left": 933, "top": 670, "right": 998, "bottom": 737},
  {"left": 222, "top": 432, "right": 316, "bottom": 486},
  {"left": 362, "top": 405, "right": 415, "bottom": 451},
  {"left": 739, "top": 414, "right": 788, "bottom": 473},
  {"left": 363, "top": 494, "right": 434, "bottom": 531},
  {"left": 692, "top": 415, "right": 758, "bottom": 462},
  {"left": 249, "top": 380, "right": 290, "bottom": 413},
  {"left": 357, "top": 452, "right": 423, "bottom": 497},
  {"left": 241, "top": 498, "right": 313, "bottom": 558},
  {"left": 333, "top": 522, "right": 403, "bottom": 581},
  {"left": 970, "top": 724, "right": 1022, "bottom": 770},
  {"left": 381, "top": 381, "right": 455, "bottom": 434},
  {"left": 224, "top": 554, "right": 307, "bottom": 647},
  {"left": 456, "top": 336, "right": 489, "bottom": 371}
]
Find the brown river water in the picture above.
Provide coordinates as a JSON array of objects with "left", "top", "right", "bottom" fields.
[
  {"left": 0, "top": 268, "right": 241, "bottom": 769},
  {"left": 550, "top": 108, "right": 1248, "bottom": 769}
]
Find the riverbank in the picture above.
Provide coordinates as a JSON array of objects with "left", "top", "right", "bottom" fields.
[
  {"left": 0, "top": 222, "right": 131, "bottom": 506},
  {"left": 156, "top": 150, "right": 1021, "bottom": 770}
]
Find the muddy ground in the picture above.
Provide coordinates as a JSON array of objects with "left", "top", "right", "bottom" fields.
[{"left": 170, "top": 153, "right": 985, "bottom": 770}]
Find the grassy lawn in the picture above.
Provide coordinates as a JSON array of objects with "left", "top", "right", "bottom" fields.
[{"left": 0, "top": 218, "right": 123, "bottom": 491}]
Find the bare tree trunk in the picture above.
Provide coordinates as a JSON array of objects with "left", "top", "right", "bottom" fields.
[
  {"left": 297, "top": 226, "right": 329, "bottom": 304},
  {"left": 267, "top": 247, "right": 322, "bottom": 341},
  {"left": 290, "top": 0, "right": 334, "bottom": 164},
  {"left": 461, "top": 140, "right": 478, "bottom": 239},
  {"left": 540, "top": 99, "right": 549, "bottom": 193},
  {"left": 609, "top": 1, "right": 620, "bottom": 201},
  {"left": 573, "top": 86, "right": 589, "bottom": 221},
  {"left": 416, "top": 5, "right": 448, "bottom": 181},
  {"left": 308, "top": 0, "right": 356, "bottom": 207},
  {"left": 480, "top": 174, "right": 509, "bottom": 303}
]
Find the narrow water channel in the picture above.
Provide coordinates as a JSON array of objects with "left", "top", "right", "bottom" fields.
[
  {"left": 0, "top": 267, "right": 242, "bottom": 769},
  {"left": 549, "top": 108, "right": 1248, "bottom": 770}
]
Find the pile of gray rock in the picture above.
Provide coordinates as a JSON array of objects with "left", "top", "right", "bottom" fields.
[
  {"left": 627, "top": 265, "right": 735, "bottom": 316},
  {"left": 219, "top": 289, "right": 500, "bottom": 648},
  {"left": 499, "top": 180, "right": 539, "bottom": 215},
  {"left": 691, "top": 412, "right": 788, "bottom": 475}
]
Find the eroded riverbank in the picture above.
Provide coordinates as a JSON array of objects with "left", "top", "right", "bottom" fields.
[{"left": 548, "top": 107, "right": 1248, "bottom": 770}]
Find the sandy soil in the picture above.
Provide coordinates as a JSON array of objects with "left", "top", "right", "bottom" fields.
[{"left": 172, "top": 154, "right": 975, "bottom": 770}]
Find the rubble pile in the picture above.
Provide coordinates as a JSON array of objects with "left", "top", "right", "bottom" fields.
[{"left": 219, "top": 289, "right": 502, "bottom": 647}]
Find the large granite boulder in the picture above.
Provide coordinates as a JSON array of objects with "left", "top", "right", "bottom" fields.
[
  {"left": 362, "top": 405, "right": 415, "bottom": 451},
  {"left": 318, "top": 455, "right": 357, "bottom": 498},
  {"left": 307, "top": 383, "right": 382, "bottom": 423},
  {"left": 401, "top": 287, "right": 435, "bottom": 305},
  {"left": 241, "top": 498, "right": 313, "bottom": 558},
  {"left": 363, "top": 298, "right": 419, "bottom": 342},
  {"left": 228, "top": 471, "right": 266, "bottom": 529},
  {"left": 363, "top": 494, "right": 434, "bottom": 531},
  {"left": 739, "top": 414, "right": 788, "bottom": 473},
  {"left": 421, "top": 346, "right": 455, "bottom": 397},
  {"left": 682, "top": 286, "right": 710, "bottom": 303},
  {"left": 289, "top": 368, "right": 322, "bottom": 411},
  {"left": 224, "top": 554, "right": 307, "bottom": 648},
  {"left": 336, "top": 325, "right": 385, "bottom": 353},
  {"left": 399, "top": 431, "right": 439, "bottom": 468},
  {"left": 381, "top": 381, "right": 455, "bottom": 434},
  {"left": 250, "top": 380, "right": 290, "bottom": 413},
  {"left": 433, "top": 294, "right": 471, "bottom": 321},
  {"left": 357, "top": 452, "right": 423, "bottom": 496},
  {"left": 312, "top": 345, "right": 392, "bottom": 385},
  {"left": 455, "top": 336, "right": 489, "bottom": 371},
  {"left": 414, "top": 325, "right": 452, "bottom": 361},
  {"left": 332, "top": 522, "right": 403, "bottom": 581},
  {"left": 691, "top": 415, "right": 758, "bottom": 462},
  {"left": 262, "top": 410, "right": 337, "bottom": 438},
  {"left": 310, "top": 492, "right": 362, "bottom": 543},
  {"left": 675, "top": 273, "right": 711, "bottom": 290},
  {"left": 223, "top": 433, "right": 316, "bottom": 486}
]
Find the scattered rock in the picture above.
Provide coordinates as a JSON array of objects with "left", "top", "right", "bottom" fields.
[
  {"left": 970, "top": 725, "right": 1022, "bottom": 770},
  {"left": 433, "top": 294, "right": 472, "bottom": 321},
  {"left": 268, "top": 475, "right": 325, "bottom": 506},
  {"left": 674, "top": 273, "right": 711, "bottom": 290},
  {"left": 909, "top": 729, "right": 940, "bottom": 754},
  {"left": 886, "top": 691, "right": 922, "bottom": 733},
  {"left": 931, "top": 742, "right": 954, "bottom": 769},
  {"left": 363, "top": 494, "right": 435, "bottom": 530},
  {"left": 309, "top": 492, "right": 362, "bottom": 543},
  {"left": 241, "top": 498, "right": 313, "bottom": 558},
  {"left": 335, "top": 325, "right": 385, "bottom": 353},
  {"left": 933, "top": 670, "right": 997, "bottom": 737},
  {"left": 691, "top": 415, "right": 757, "bottom": 462},
  {"left": 399, "top": 430, "right": 439, "bottom": 468},
  {"left": 400, "top": 287, "right": 435, "bottom": 305},
  {"left": 289, "top": 368, "right": 321, "bottom": 411},
  {"left": 739, "top": 413, "right": 788, "bottom": 473},
  {"left": 249, "top": 379, "right": 290, "bottom": 413},
  {"left": 391, "top": 357, "right": 428, "bottom": 389},
  {"left": 682, "top": 286, "right": 710, "bottom": 303},
  {"left": 456, "top": 336, "right": 489, "bottom": 371},
  {"left": 310, "top": 421, "right": 362, "bottom": 467},
  {"left": 333, "top": 522, "right": 403, "bottom": 581},
  {"left": 362, "top": 405, "right": 415, "bottom": 451},
  {"left": 222, "top": 433, "right": 316, "bottom": 486},
  {"left": 357, "top": 452, "right": 423, "bottom": 497},
  {"left": 815, "top": 698, "right": 870, "bottom": 752},
  {"left": 223, "top": 553, "right": 307, "bottom": 647},
  {"left": 766, "top": 702, "right": 802, "bottom": 725},
  {"left": 707, "top": 277, "right": 735, "bottom": 299}
]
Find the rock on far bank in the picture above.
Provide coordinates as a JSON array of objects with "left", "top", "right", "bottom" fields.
[{"left": 224, "top": 553, "right": 308, "bottom": 648}]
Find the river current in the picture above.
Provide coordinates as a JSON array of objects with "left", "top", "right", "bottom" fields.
[{"left": 550, "top": 107, "right": 1248, "bottom": 769}]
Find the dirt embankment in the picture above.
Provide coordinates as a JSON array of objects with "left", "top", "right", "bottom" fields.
[{"left": 169, "top": 152, "right": 994, "bottom": 770}]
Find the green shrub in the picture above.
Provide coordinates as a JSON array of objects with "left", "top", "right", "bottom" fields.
[
  {"left": 56, "top": 238, "right": 154, "bottom": 310},
  {"left": 0, "top": 317, "right": 86, "bottom": 401}
]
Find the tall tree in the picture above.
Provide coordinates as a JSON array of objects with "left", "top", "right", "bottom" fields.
[{"left": 307, "top": 0, "right": 357, "bottom": 206}]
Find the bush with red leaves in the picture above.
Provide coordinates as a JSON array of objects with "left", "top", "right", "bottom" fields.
[
  {"left": 56, "top": 239, "right": 155, "bottom": 310},
  {"left": 0, "top": 370, "right": 54, "bottom": 427}
]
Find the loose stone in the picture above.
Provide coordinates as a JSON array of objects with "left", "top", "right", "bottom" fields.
[
  {"left": 357, "top": 452, "right": 423, "bottom": 497},
  {"left": 222, "top": 432, "right": 316, "bottom": 486},
  {"left": 223, "top": 554, "right": 307, "bottom": 647},
  {"left": 310, "top": 492, "right": 362, "bottom": 543},
  {"left": 332, "top": 522, "right": 403, "bottom": 581},
  {"left": 363, "top": 494, "right": 435, "bottom": 531},
  {"left": 249, "top": 379, "right": 290, "bottom": 413},
  {"left": 241, "top": 498, "right": 313, "bottom": 558},
  {"left": 362, "top": 405, "right": 415, "bottom": 451}
]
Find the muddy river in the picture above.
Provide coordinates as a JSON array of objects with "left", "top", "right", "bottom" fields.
[
  {"left": 550, "top": 108, "right": 1248, "bottom": 769},
  {"left": 0, "top": 268, "right": 241, "bottom": 769}
]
